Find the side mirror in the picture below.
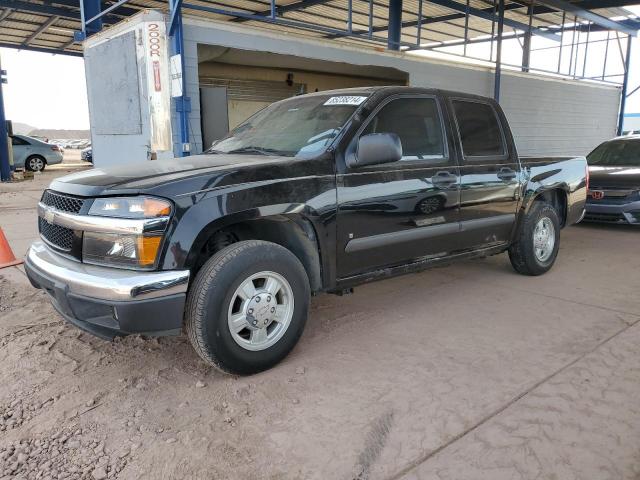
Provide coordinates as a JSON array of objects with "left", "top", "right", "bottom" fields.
[{"left": 348, "top": 133, "right": 402, "bottom": 168}]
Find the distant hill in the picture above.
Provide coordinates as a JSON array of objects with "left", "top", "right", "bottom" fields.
[
  {"left": 28, "top": 129, "right": 90, "bottom": 140},
  {"left": 9, "top": 122, "right": 90, "bottom": 140},
  {"left": 12, "top": 122, "right": 37, "bottom": 135}
]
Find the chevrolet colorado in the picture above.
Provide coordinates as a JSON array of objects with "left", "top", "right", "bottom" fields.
[{"left": 25, "top": 87, "right": 588, "bottom": 374}]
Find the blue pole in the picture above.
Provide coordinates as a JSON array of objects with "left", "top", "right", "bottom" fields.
[
  {"left": 81, "top": 0, "right": 103, "bottom": 35},
  {"left": 170, "top": 0, "right": 191, "bottom": 156},
  {"left": 387, "top": 0, "right": 402, "bottom": 51},
  {"left": 0, "top": 60, "right": 10, "bottom": 182}
]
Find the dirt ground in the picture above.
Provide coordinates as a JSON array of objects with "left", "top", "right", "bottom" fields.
[{"left": 1, "top": 165, "right": 640, "bottom": 480}]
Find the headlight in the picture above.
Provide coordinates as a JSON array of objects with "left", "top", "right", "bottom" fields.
[
  {"left": 89, "top": 196, "right": 171, "bottom": 218},
  {"left": 83, "top": 232, "right": 163, "bottom": 270},
  {"left": 84, "top": 196, "right": 172, "bottom": 270}
]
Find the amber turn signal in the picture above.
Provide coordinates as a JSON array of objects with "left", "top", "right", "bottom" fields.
[{"left": 137, "top": 236, "right": 163, "bottom": 266}]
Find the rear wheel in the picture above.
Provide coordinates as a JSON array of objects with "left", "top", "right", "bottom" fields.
[
  {"left": 185, "top": 240, "right": 310, "bottom": 375},
  {"left": 508, "top": 201, "right": 560, "bottom": 276},
  {"left": 25, "top": 155, "right": 46, "bottom": 172}
]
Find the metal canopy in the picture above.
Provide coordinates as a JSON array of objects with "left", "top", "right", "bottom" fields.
[
  {"left": 0, "top": 0, "right": 637, "bottom": 58},
  {"left": 0, "top": 0, "right": 639, "bottom": 173}
]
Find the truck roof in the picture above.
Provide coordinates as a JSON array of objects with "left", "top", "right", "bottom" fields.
[{"left": 300, "top": 85, "right": 496, "bottom": 104}]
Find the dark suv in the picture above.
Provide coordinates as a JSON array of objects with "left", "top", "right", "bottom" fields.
[{"left": 585, "top": 135, "right": 640, "bottom": 225}]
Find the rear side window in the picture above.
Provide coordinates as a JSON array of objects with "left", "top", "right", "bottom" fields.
[
  {"left": 11, "top": 136, "right": 29, "bottom": 146},
  {"left": 361, "top": 97, "right": 446, "bottom": 162},
  {"left": 452, "top": 100, "right": 505, "bottom": 158}
]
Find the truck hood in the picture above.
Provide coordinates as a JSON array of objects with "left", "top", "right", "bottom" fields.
[
  {"left": 49, "top": 154, "right": 296, "bottom": 197},
  {"left": 588, "top": 165, "right": 640, "bottom": 189}
]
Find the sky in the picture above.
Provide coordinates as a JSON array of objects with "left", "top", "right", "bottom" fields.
[
  {"left": 0, "top": 5, "right": 639, "bottom": 131},
  {"left": 1, "top": 49, "right": 89, "bottom": 130}
]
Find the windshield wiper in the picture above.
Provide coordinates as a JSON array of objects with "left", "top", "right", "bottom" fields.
[{"left": 226, "top": 146, "right": 287, "bottom": 156}]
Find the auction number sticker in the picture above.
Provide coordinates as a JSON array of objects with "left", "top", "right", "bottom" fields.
[{"left": 323, "top": 96, "right": 367, "bottom": 106}]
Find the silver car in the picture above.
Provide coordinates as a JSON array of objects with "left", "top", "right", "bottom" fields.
[{"left": 11, "top": 135, "right": 64, "bottom": 172}]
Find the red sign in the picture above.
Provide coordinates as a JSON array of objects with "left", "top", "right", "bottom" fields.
[
  {"left": 590, "top": 190, "right": 604, "bottom": 200},
  {"left": 153, "top": 61, "right": 161, "bottom": 92}
]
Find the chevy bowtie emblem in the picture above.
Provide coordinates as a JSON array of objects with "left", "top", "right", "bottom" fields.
[
  {"left": 44, "top": 206, "right": 56, "bottom": 224},
  {"left": 590, "top": 190, "right": 604, "bottom": 200}
]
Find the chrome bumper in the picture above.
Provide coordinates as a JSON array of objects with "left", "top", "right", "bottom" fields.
[{"left": 26, "top": 241, "right": 189, "bottom": 302}]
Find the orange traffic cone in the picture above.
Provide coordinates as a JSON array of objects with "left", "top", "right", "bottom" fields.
[{"left": 0, "top": 227, "right": 23, "bottom": 269}]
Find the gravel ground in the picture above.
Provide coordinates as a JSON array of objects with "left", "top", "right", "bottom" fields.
[{"left": 1, "top": 168, "right": 640, "bottom": 479}]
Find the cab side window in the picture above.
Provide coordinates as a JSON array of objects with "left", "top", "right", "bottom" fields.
[
  {"left": 11, "top": 136, "right": 29, "bottom": 146},
  {"left": 361, "top": 97, "right": 446, "bottom": 162},
  {"left": 452, "top": 100, "right": 505, "bottom": 158}
]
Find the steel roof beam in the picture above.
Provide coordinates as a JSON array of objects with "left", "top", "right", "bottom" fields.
[
  {"left": 0, "top": 0, "right": 76, "bottom": 19},
  {"left": 423, "top": 17, "right": 640, "bottom": 50},
  {"left": 574, "top": 0, "right": 640, "bottom": 9},
  {"left": 0, "top": 42, "right": 82, "bottom": 56},
  {"left": 22, "top": 15, "right": 59, "bottom": 45},
  {"left": 53, "top": 0, "right": 138, "bottom": 17},
  {"left": 428, "top": 0, "right": 559, "bottom": 40},
  {"left": 535, "top": 0, "right": 638, "bottom": 35},
  {"left": 230, "top": 0, "right": 334, "bottom": 22},
  {"left": 0, "top": 0, "right": 121, "bottom": 24},
  {"left": 230, "top": 0, "right": 476, "bottom": 41},
  {"left": 327, "top": 1, "right": 516, "bottom": 40},
  {"left": 0, "top": 7, "right": 12, "bottom": 22}
]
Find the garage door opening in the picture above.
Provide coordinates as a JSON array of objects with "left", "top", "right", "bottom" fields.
[{"left": 197, "top": 45, "right": 408, "bottom": 148}]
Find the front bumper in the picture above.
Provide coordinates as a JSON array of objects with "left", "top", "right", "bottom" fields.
[
  {"left": 24, "top": 241, "right": 190, "bottom": 339},
  {"left": 584, "top": 200, "right": 640, "bottom": 225}
]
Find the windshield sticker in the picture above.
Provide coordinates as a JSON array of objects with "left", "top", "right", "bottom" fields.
[{"left": 323, "top": 96, "right": 367, "bottom": 106}]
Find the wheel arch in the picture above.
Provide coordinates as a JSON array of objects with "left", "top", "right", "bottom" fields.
[
  {"left": 181, "top": 209, "right": 324, "bottom": 293},
  {"left": 522, "top": 186, "right": 569, "bottom": 227}
]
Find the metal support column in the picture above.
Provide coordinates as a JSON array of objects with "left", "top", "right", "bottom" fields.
[
  {"left": 617, "top": 35, "right": 632, "bottom": 136},
  {"left": 522, "top": 4, "right": 533, "bottom": 72},
  {"left": 80, "top": 0, "right": 102, "bottom": 35},
  {"left": 557, "top": 11, "right": 566, "bottom": 73},
  {"left": 494, "top": 0, "right": 504, "bottom": 102},
  {"left": 169, "top": 0, "right": 191, "bottom": 156},
  {"left": 388, "top": 0, "right": 402, "bottom": 51},
  {"left": 463, "top": 0, "right": 470, "bottom": 56},
  {"left": 0, "top": 59, "right": 9, "bottom": 182}
]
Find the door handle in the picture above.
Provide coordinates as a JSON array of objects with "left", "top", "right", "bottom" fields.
[
  {"left": 432, "top": 171, "right": 457, "bottom": 188},
  {"left": 497, "top": 167, "right": 517, "bottom": 181}
]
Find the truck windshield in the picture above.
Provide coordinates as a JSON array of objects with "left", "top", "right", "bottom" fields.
[
  {"left": 587, "top": 139, "right": 640, "bottom": 167},
  {"left": 206, "top": 93, "right": 369, "bottom": 158}
]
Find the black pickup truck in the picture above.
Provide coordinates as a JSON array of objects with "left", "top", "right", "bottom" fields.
[{"left": 25, "top": 86, "right": 588, "bottom": 374}]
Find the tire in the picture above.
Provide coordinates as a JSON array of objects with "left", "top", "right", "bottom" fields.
[
  {"left": 508, "top": 201, "right": 561, "bottom": 276},
  {"left": 185, "top": 240, "right": 310, "bottom": 375},
  {"left": 25, "top": 155, "right": 46, "bottom": 172}
]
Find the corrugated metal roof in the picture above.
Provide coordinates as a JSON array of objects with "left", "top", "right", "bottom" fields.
[{"left": 0, "top": 0, "right": 638, "bottom": 57}]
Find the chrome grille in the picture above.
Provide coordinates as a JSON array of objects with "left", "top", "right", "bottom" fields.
[
  {"left": 41, "top": 190, "right": 85, "bottom": 214},
  {"left": 38, "top": 217, "right": 74, "bottom": 251}
]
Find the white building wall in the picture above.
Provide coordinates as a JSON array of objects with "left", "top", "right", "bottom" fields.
[{"left": 177, "top": 16, "right": 621, "bottom": 158}]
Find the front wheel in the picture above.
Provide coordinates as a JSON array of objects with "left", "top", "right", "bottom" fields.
[
  {"left": 185, "top": 240, "right": 310, "bottom": 375},
  {"left": 508, "top": 201, "right": 560, "bottom": 276},
  {"left": 25, "top": 156, "right": 46, "bottom": 172}
]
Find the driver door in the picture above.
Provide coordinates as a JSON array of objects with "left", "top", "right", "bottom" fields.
[{"left": 336, "top": 95, "right": 461, "bottom": 278}]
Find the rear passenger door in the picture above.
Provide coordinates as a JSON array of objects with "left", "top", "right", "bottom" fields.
[
  {"left": 448, "top": 97, "right": 520, "bottom": 250},
  {"left": 336, "top": 94, "right": 461, "bottom": 278},
  {"left": 10, "top": 136, "right": 30, "bottom": 168}
]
